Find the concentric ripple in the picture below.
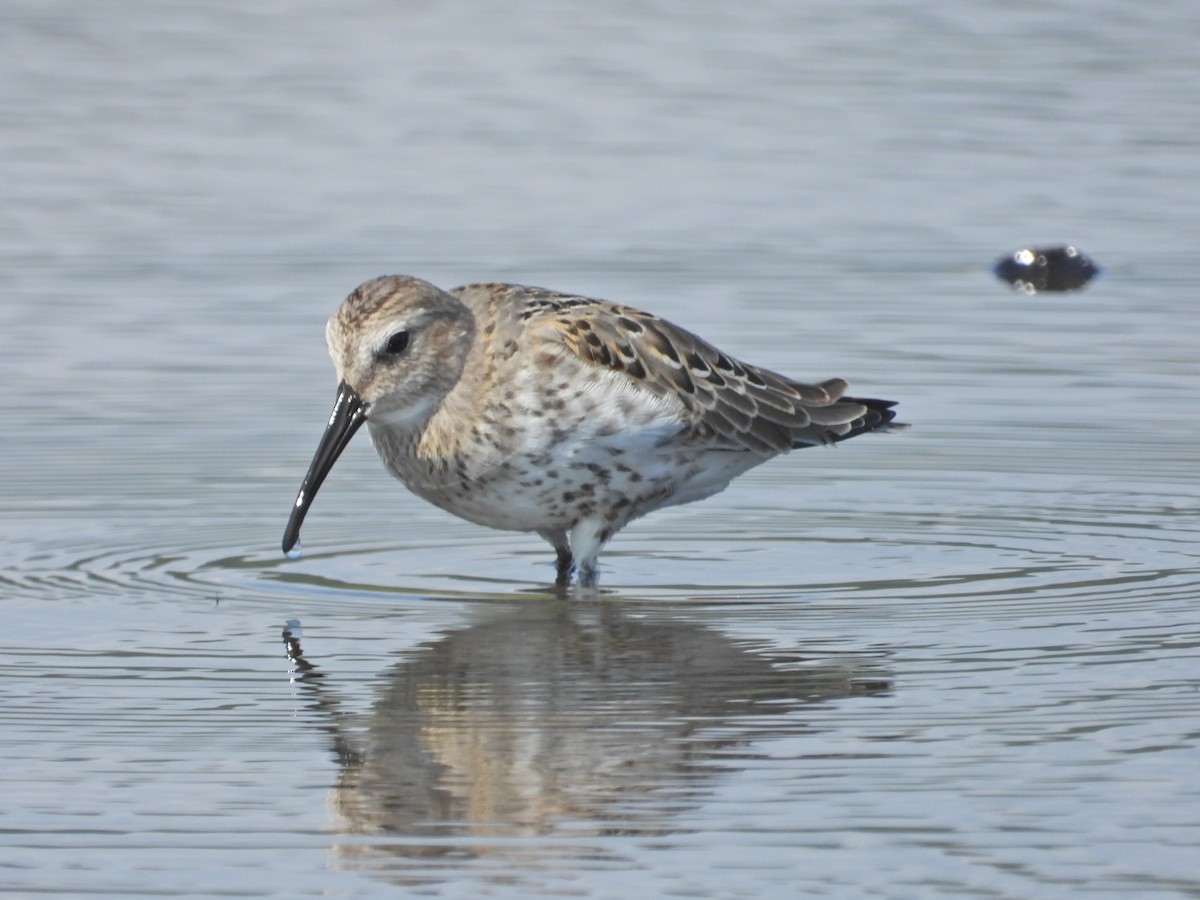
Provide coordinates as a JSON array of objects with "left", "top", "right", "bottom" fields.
[{"left": 6, "top": 478, "right": 1194, "bottom": 623}]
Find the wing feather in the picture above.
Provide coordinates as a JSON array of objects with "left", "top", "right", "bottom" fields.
[{"left": 492, "top": 286, "right": 897, "bottom": 453}]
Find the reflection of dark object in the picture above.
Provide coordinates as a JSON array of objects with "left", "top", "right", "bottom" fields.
[
  {"left": 283, "top": 603, "right": 891, "bottom": 878},
  {"left": 994, "top": 245, "right": 1098, "bottom": 293}
]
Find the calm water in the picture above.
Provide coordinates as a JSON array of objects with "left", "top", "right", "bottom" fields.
[{"left": 3, "top": 1, "right": 1199, "bottom": 896}]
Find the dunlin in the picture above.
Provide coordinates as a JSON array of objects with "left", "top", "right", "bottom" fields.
[{"left": 282, "top": 275, "right": 902, "bottom": 587}]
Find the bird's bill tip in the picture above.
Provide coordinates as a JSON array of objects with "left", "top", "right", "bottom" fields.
[{"left": 281, "top": 381, "right": 367, "bottom": 557}]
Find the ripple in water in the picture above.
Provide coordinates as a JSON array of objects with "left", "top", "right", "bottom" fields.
[{"left": 5, "top": 481, "right": 1193, "bottom": 623}]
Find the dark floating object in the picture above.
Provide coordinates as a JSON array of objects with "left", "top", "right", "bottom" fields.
[{"left": 994, "top": 245, "right": 1098, "bottom": 294}]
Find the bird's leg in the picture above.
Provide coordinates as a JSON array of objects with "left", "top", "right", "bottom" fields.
[
  {"left": 569, "top": 520, "right": 608, "bottom": 589},
  {"left": 554, "top": 545, "right": 575, "bottom": 586},
  {"left": 576, "top": 559, "right": 599, "bottom": 588},
  {"left": 538, "top": 529, "right": 574, "bottom": 586}
]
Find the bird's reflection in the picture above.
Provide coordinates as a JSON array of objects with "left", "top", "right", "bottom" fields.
[{"left": 283, "top": 601, "right": 891, "bottom": 876}]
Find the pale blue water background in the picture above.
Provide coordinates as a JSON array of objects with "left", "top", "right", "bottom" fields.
[{"left": 2, "top": 1, "right": 1199, "bottom": 896}]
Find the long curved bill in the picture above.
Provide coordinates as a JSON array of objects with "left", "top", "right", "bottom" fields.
[{"left": 282, "top": 381, "right": 367, "bottom": 556}]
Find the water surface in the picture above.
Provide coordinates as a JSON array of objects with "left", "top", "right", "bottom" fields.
[{"left": 2, "top": 1, "right": 1199, "bottom": 896}]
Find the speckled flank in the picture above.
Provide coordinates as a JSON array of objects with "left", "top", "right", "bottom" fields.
[{"left": 294, "top": 274, "right": 901, "bottom": 587}]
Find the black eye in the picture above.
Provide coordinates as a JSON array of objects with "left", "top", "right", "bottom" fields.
[{"left": 383, "top": 331, "right": 410, "bottom": 355}]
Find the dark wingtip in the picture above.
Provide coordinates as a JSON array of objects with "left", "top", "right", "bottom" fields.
[{"left": 832, "top": 396, "right": 906, "bottom": 442}]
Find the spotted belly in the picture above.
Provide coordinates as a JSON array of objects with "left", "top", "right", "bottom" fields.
[{"left": 374, "top": 419, "right": 766, "bottom": 536}]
